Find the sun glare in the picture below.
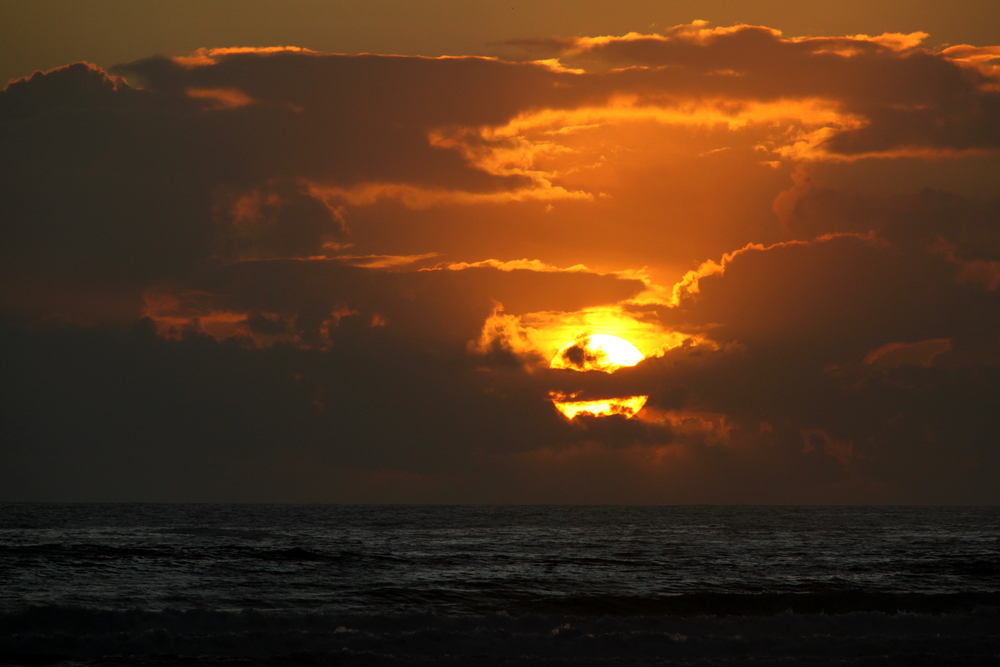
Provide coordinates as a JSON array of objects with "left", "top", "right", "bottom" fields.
[
  {"left": 548, "top": 394, "right": 648, "bottom": 419},
  {"left": 550, "top": 334, "right": 645, "bottom": 372},
  {"left": 549, "top": 334, "right": 648, "bottom": 419}
]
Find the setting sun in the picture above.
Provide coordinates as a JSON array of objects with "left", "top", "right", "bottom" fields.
[
  {"left": 550, "top": 334, "right": 645, "bottom": 372},
  {"left": 549, "top": 334, "right": 648, "bottom": 419}
]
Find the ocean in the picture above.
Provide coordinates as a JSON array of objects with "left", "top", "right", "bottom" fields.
[{"left": 1, "top": 504, "right": 998, "bottom": 665}]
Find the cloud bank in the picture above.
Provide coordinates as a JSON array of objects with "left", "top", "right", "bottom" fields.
[{"left": 2, "top": 23, "right": 1000, "bottom": 502}]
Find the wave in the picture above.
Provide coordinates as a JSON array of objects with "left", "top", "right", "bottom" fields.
[
  {"left": 0, "top": 543, "right": 406, "bottom": 565},
  {"left": 7, "top": 542, "right": 997, "bottom": 577},
  {"left": 1, "top": 602, "right": 998, "bottom": 666}
]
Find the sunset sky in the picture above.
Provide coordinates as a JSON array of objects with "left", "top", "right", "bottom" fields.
[{"left": 3, "top": 0, "right": 1000, "bottom": 503}]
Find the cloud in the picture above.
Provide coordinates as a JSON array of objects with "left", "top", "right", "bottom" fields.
[
  {"left": 663, "top": 233, "right": 990, "bottom": 356},
  {"left": 864, "top": 338, "right": 953, "bottom": 368},
  {"left": 5, "top": 32, "right": 998, "bottom": 323},
  {"left": 510, "top": 22, "right": 1000, "bottom": 158},
  {"left": 3, "top": 24, "right": 1000, "bottom": 503},
  {"left": 605, "top": 230, "right": 1000, "bottom": 502},
  {"left": 433, "top": 258, "right": 592, "bottom": 272},
  {"left": 185, "top": 87, "right": 257, "bottom": 109},
  {"left": 0, "top": 316, "right": 686, "bottom": 502},
  {"left": 332, "top": 253, "right": 441, "bottom": 269},
  {"left": 775, "top": 167, "right": 1000, "bottom": 258},
  {"left": 142, "top": 260, "right": 648, "bottom": 349}
]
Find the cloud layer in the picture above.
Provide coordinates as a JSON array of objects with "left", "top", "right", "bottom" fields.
[{"left": 2, "top": 23, "right": 1000, "bottom": 502}]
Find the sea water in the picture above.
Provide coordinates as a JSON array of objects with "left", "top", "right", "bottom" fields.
[{"left": 1, "top": 504, "right": 998, "bottom": 665}]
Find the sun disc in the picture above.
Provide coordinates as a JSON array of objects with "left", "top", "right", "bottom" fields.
[
  {"left": 549, "top": 334, "right": 648, "bottom": 419},
  {"left": 550, "top": 334, "right": 644, "bottom": 373}
]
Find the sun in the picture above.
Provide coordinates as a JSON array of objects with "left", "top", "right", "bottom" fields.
[
  {"left": 549, "top": 334, "right": 648, "bottom": 419},
  {"left": 550, "top": 334, "right": 645, "bottom": 372}
]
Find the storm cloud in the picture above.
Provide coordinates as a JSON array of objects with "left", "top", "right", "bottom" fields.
[{"left": 3, "top": 22, "right": 1000, "bottom": 503}]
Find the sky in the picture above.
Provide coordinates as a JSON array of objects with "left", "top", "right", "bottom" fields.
[{"left": 2, "top": 1, "right": 1000, "bottom": 503}]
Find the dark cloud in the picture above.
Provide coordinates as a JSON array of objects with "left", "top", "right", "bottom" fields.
[
  {"left": 0, "top": 316, "right": 682, "bottom": 502},
  {"left": 777, "top": 171, "right": 1000, "bottom": 262},
  {"left": 601, "top": 232, "right": 1000, "bottom": 503},
  {"left": 0, "top": 57, "right": 562, "bottom": 321},
  {"left": 244, "top": 312, "right": 289, "bottom": 336},
  {"left": 215, "top": 179, "right": 347, "bottom": 261},
  {"left": 3, "top": 26, "right": 1000, "bottom": 503},
  {"left": 1, "top": 64, "right": 214, "bottom": 315},
  {"left": 147, "top": 259, "right": 646, "bottom": 348},
  {"left": 668, "top": 235, "right": 985, "bottom": 353},
  {"left": 4, "top": 38, "right": 997, "bottom": 322},
  {"left": 113, "top": 51, "right": 573, "bottom": 191},
  {"left": 535, "top": 25, "right": 1000, "bottom": 156}
]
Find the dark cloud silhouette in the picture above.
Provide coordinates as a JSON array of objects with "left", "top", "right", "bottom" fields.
[
  {"left": 776, "top": 171, "right": 1000, "bottom": 263},
  {"left": 604, "top": 232, "right": 1000, "bottom": 502},
  {"left": 0, "top": 53, "right": 648, "bottom": 323},
  {"left": 522, "top": 24, "right": 1000, "bottom": 156},
  {"left": 4, "top": 38, "right": 997, "bottom": 321},
  {"left": 3, "top": 25, "right": 1000, "bottom": 502},
  {"left": 0, "top": 317, "right": 682, "bottom": 502},
  {"left": 112, "top": 50, "right": 570, "bottom": 191},
  {"left": 147, "top": 260, "right": 647, "bottom": 347}
]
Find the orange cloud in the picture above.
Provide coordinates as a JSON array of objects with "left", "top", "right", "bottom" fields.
[
  {"left": 332, "top": 253, "right": 440, "bottom": 269},
  {"left": 430, "top": 258, "right": 591, "bottom": 272},
  {"left": 434, "top": 96, "right": 866, "bottom": 181},
  {"left": 940, "top": 44, "right": 1000, "bottom": 83},
  {"left": 186, "top": 87, "right": 256, "bottom": 109},
  {"left": 173, "top": 46, "right": 314, "bottom": 68},
  {"left": 553, "top": 23, "right": 930, "bottom": 59},
  {"left": 312, "top": 181, "right": 591, "bottom": 209}
]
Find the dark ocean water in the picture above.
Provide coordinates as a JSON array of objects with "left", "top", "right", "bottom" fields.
[{"left": 1, "top": 504, "right": 998, "bottom": 665}]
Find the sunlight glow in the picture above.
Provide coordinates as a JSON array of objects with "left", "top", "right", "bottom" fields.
[
  {"left": 550, "top": 333, "right": 645, "bottom": 372},
  {"left": 549, "top": 334, "right": 648, "bottom": 419},
  {"left": 548, "top": 393, "right": 648, "bottom": 419}
]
